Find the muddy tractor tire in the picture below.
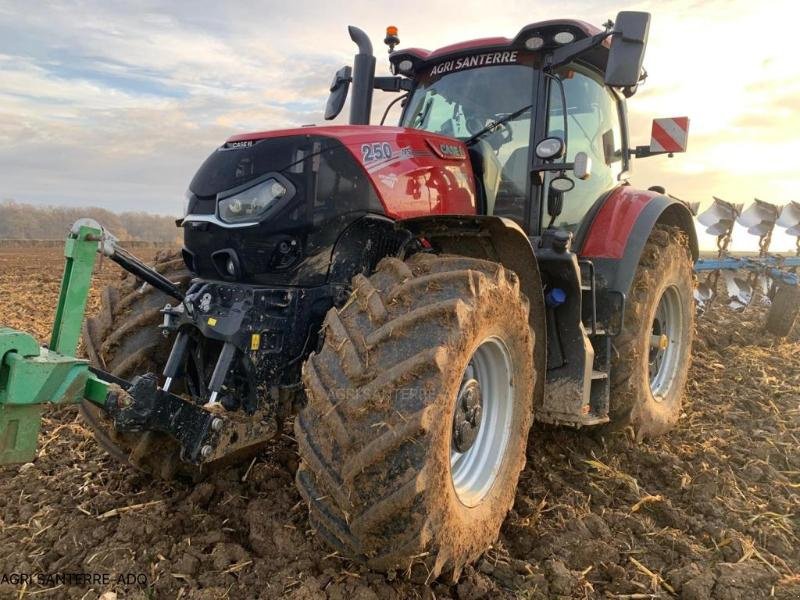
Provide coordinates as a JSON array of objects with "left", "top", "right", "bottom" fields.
[
  {"left": 610, "top": 225, "right": 695, "bottom": 440},
  {"left": 765, "top": 283, "right": 800, "bottom": 338},
  {"left": 295, "top": 253, "right": 535, "bottom": 580},
  {"left": 80, "top": 250, "right": 194, "bottom": 479}
]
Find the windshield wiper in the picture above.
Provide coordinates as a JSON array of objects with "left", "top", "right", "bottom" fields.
[
  {"left": 414, "top": 97, "right": 434, "bottom": 129},
  {"left": 464, "top": 104, "right": 533, "bottom": 146}
]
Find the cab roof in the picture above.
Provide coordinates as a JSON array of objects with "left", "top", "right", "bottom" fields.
[{"left": 390, "top": 19, "right": 609, "bottom": 73}]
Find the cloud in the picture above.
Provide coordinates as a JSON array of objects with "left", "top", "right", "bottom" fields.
[{"left": 0, "top": 0, "right": 797, "bottom": 254}]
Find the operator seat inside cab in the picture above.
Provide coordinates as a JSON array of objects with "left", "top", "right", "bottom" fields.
[
  {"left": 494, "top": 146, "right": 528, "bottom": 222},
  {"left": 492, "top": 129, "right": 567, "bottom": 225}
]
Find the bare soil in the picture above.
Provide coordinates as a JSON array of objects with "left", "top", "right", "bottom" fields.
[{"left": 0, "top": 247, "right": 797, "bottom": 599}]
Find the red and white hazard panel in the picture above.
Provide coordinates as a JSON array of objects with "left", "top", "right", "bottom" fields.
[{"left": 650, "top": 117, "right": 689, "bottom": 153}]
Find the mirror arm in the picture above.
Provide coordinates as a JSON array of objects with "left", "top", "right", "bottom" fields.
[
  {"left": 545, "top": 31, "right": 611, "bottom": 71},
  {"left": 530, "top": 162, "right": 575, "bottom": 173},
  {"left": 374, "top": 76, "right": 414, "bottom": 92},
  {"left": 531, "top": 152, "right": 591, "bottom": 180},
  {"left": 629, "top": 145, "right": 674, "bottom": 159}
]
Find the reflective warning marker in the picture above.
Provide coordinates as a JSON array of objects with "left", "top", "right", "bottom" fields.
[{"left": 650, "top": 117, "right": 689, "bottom": 153}]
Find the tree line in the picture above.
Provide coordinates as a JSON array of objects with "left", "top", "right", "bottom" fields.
[{"left": 0, "top": 200, "right": 181, "bottom": 243}]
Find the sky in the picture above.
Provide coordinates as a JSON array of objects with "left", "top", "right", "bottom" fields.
[{"left": 0, "top": 0, "right": 798, "bottom": 251}]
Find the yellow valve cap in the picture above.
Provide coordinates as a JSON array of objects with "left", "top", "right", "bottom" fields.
[{"left": 650, "top": 334, "right": 668, "bottom": 350}]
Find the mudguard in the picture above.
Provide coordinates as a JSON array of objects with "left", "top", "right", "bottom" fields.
[
  {"left": 398, "top": 215, "right": 547, "bottom": 410},
  {"left": 580, "top": 186, "right": 698, "bottom": 300},
  {"left": 328, "top": 214, "right": 410, "bottom": 288}
]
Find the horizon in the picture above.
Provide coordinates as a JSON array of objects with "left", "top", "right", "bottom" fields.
[
  {"left": 1, "top": 1, "right": 797, "bottom": 251},
  {"left": 0, "top": 198, "right": 178, "bottom": 219}
]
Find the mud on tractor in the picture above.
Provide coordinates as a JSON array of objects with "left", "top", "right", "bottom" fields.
[{"left": 1, "top": 11, "right": 700, "bottom": 578}]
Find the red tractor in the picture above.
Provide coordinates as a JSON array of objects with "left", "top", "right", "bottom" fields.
[{"left": 75, "top": 11, "right": 696, "bottom": 579}]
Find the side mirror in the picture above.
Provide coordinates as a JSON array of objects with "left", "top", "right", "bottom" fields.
[
  {"left": 573, "top": 152, "right": 592, "bottom": 180},
  {"left": 605, "top": 11, "right": 650, "bottom": 88},
  {"left": 324, "top": 66, "right": 352, "bottom": 121}
]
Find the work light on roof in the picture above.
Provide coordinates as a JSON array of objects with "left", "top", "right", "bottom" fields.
[
  {"left": 737, "top": 199, "right": 782, "bottom": 237},
  {"left": 697, "top": 197, "right": 741, "bottom": 237},
  {"left": 524, "top": 36, "right": 545, "bottom": 50},
  {"left": 777, "top": 200, "right": 800, "bottom": 236},
  {"left": 553, "top": 31, "right": 575, "bottom": 44},
  {"left": 397, "top": 59, "right": 414, "bottom": 74}
]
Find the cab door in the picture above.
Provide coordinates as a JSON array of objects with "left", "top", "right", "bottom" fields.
[{"left": 543, "top": 63, "right": 629, "bottom": 233}]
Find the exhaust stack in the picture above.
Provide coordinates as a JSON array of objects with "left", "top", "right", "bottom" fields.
[{"left": 348, "top": 26, "right": 376, "bottom": 125}]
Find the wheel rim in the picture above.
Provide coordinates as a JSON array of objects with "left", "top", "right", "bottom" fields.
[
  {"left": 649, "top": 285, "right": 684, "bottom": 400},
  {"left": 450, "top": 337, "right": 514, "bottom": 507}
]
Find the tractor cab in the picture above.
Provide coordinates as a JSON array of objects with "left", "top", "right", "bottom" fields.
[
  {"left": 328, "top": 14, "right": 657, "bottom": 240},
  {"left": 395, "top": 42, "right": 625, "bottom": 233}
]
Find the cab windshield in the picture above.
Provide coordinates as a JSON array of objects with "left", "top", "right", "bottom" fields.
[
  {"left": 400, "top": 62, "right": 536, "bottom": 222},
  {"left": 401, "top": 63, "right": 534, "bottom": 144}
]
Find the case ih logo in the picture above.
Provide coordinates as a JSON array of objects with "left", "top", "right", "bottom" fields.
[
  {"left": 439, "top": 143, "right": 465, "bottom": 159},
  {"left": 223, "top": 140, "right": 254, "bottom": 150},
  {"left": 426, "top": 139, "right": 466, "bottom": 160},
  {"left": 650, "top": 117, "right": 689, "bottom": 153}
]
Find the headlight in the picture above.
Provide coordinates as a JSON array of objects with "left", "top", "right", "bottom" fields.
[{"left": 218, "top": 178, "right": 288, "bottom": 224}]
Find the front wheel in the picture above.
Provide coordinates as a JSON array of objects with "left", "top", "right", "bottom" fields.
[
  {"left": 294, "top": 253, "right": 534, "bottom": 579},
  {"left": 610, "top": 225, "right": 695, "bottom": 439}
]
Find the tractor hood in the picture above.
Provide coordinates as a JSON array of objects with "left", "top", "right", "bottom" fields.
[
  {"left": 182, "top": 125, "right": 476, "bottom": 287},
  {"left": 218, "top": 125, "right": 477, "bottom": 220}
]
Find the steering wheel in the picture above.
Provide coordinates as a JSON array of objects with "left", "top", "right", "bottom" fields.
[
  {"left": 466, "top": 116, "right": 514, "bottom": 151},
  {"left": 465, "top": 116, "right": 486, "bottom": 136},
  {"left": 494, "top": 121, "right": 513, "bottom": 144},
  {"left": 483, "top": 120, "right": 512, "bottom": 150}
]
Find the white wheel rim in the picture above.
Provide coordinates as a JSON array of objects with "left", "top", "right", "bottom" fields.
[
  {"left": 450, "top": 337, "right": 514, "bottom": 507},
  {"left": 649, "top": 285, "right": 684, "bottom": 400}
]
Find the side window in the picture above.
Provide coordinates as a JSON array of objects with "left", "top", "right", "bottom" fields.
[{"left": 546, "top": 65, "right": 624, "bottom": 231}]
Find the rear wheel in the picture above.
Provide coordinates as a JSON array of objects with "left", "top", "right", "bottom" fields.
[
  {"left": 610, "top": 226, "right": 695, "bottom": 439},
  {"left": 80, "top": 250, "right": 195, "bottom": 479},
  {"left": 295, "top": 253, "right": 534, "bottom": 579},
  {"left": 765, "top": 284, "right": 800, "bottom": 338}
]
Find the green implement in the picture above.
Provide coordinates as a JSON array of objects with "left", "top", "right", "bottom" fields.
[
  {"left": 0, "top": 222, "right": 109, "bottom": 464},
  {"left": 0, "top": 220, "right": 236, "bottom": 467}
]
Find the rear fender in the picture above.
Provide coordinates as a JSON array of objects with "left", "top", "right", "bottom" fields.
[
  {"left": 398, "top": 215, "right": 546, "bottom": 410},
  {"left": 581, "top": 187, "right": 698, "bottom": 300}
]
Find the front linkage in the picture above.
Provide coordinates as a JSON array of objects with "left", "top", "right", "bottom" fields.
[{"left": 0, "top": 220, "right": 253, "bottom": 466}]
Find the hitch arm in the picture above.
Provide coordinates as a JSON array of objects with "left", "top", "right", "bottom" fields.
[
  {"left": 1, "top": 219, "right": 264, "bottom": 467},
  {"left": 49, "top": 219, "right": 184, "bottom": 356},
  {"left": 105, "top": 245, "right": 185, "bottom": 302}
]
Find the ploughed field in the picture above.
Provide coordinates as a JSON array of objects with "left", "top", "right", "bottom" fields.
[{"left": 0, "top": 246, "right": 797, "bottom": 599}]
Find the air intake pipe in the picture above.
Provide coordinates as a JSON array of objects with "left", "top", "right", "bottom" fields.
[{"left": 348, "top": 26, "right": 376, "bottom": 125}]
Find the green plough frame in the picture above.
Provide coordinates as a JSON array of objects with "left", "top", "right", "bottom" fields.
[{"left": 0, "top": 223, "right": 109, "bottom": 464}]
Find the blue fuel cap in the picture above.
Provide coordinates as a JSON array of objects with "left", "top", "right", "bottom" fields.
[{"left": 545, "top": 287, "right": 566, "bottom": 308}]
